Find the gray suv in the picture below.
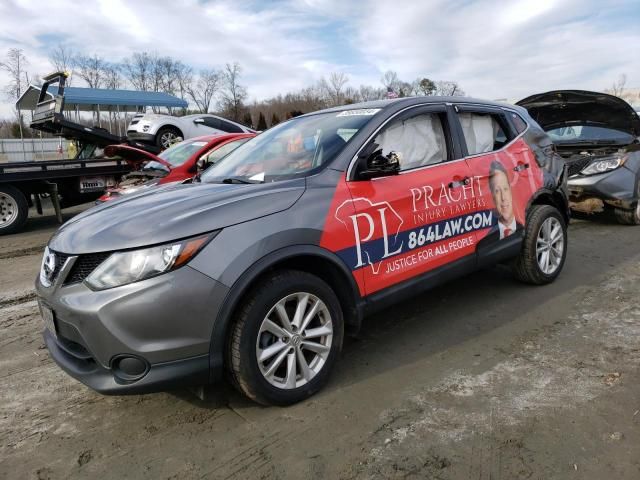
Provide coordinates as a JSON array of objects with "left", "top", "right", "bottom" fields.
[{"left": 36, "top": 97, "right": 568, "bottom": 405}]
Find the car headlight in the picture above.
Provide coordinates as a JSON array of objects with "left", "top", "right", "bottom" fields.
[
  {"left": 85, "top": 233, "right": 216, "bottom": 290},
  {"left": 580, "top": 156, "right": 625, "bottom": 175}
]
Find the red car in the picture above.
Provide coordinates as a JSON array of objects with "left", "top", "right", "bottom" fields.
[{"left": 98, "top": 133, "right": 255, "bottom": 202}]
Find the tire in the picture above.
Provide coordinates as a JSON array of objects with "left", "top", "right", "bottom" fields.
[
  {"left": 228, "top": 270, "right": 344, "bottom": 406},
  {"left": 512, "top": 205, "right": 567, "bottom": 285},
  {"left": 155, "top": 126, "right": 183, "bottom": 149},
  {"left": 0, "top": 185, "right": 28, "bottom": 235},
  {"left": 613, "top": 203, "right": 640, "bottom": 225}
]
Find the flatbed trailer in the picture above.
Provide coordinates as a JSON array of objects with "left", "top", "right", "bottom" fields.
[
  {"left": 1, "top": 72, "right": 173, "bottom": 235},
  {"left": 0, "top": 156, "right": 131, "bottom": 235},
  {"left": 1, "top": 72, "right": 149, "bottom": 235}
]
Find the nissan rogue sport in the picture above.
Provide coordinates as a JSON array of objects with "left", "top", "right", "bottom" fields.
[{"left": 36, "top": 97, "right": 568, "bottom": 405}]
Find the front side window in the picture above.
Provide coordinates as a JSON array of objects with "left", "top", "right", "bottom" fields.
[
  {"left": 372, "top": 113, "right": 448, "bottom": 171},
  {"left": 458, "top": 112, "right": 511, "bottom": 155},
  {"left": 201, "top": 110, "right": 376, "bottom": 183}
]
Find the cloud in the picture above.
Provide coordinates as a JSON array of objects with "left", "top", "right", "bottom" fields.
[{"left": 0, "top": 0, "right": 638, "bottom": 118}]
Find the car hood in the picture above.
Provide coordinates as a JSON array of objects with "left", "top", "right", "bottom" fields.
[
  {"left": 104, "top": 144, "right": 173, "bottom": 170},
  {"left": 516, "top": 90, "right": 640, "bottom": 137},
  {"left": 49, "top": 179, "right": 306, "bottom": 254}
]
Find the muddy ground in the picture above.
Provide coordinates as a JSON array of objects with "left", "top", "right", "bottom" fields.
[{"left": 1, "top": 205, "right": 639, "bottom": 479}]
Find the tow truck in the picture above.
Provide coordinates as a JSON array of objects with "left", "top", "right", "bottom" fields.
[{"left": 1, "top": 72, "right": 161, "bottom": 235}]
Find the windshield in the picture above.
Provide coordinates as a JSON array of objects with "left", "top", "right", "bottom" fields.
[
  {"left": 547, "top": 125, "right": 634, "bottom": 144},
  {"left": 143, "top": 139, "right": 209, "bottom": 172},
  {"left": 201, "top": 110, "right": 378, "bottom": 183}
]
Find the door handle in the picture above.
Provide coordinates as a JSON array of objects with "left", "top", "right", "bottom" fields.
[
  {"left": 513, "top": 163, "right": 530, "bottom": 172},
  {"left": 448, "top": 176, "right": 470, "bottom": 189}
]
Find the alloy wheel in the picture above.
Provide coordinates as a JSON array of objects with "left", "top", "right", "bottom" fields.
[
  {"left": 0, "top": 192, "right": 18, "bottom": 228},
  {"left": 160, "top": 131, "right": 179, "bottom": 148},
  {"left": 256, "top": 292, "right": 333, "bottom": 390},
  {"left": 536, "top": 217, "right": 564, "bottom": 275}
]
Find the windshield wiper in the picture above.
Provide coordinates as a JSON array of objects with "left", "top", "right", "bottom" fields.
[{"left": 221, "top": 177, "right": 263, "bottom": 184}]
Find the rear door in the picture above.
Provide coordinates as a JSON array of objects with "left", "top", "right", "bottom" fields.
[
  {"left": 342, "top": 105, "right": 484, "bottom": 296},
  {"left": 453, "top": 105, "right": 543, "bottom": 267}
]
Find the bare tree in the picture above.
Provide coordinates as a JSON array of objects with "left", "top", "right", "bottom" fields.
[
  {"left": 380, "top": 70, "right": 400, "bottom": 93},
  {"left": 49, "top": 44, "right": 75, "bottom": 84},
  {"left": 607, "top": 74, "right": 627, "bottom": 97},
  {"left": 122, "top": 52, "right": 153, "bottom": 91},
  {"left": 435, "top": 80, "right": 465, "bottom": 96},
  {"left": 102, "top": 63, "right": 122, "bottom": 89},
  {"left": 175, "top": 63, "right": 193, "bottom": 114},
  {"left": 0, "top": 48, "right": 30, "bottom": 101},
  {"left": 324, "top": 72, "right": 349, "bottom": 106},
  {"left": 187, "top": 69, "right": 221, "bottom": 113},
  {"left": 75, "top": 54, "right": 104, "bottom": 88},
  {"left": 219, "top": 62, "right": 248, "bottom": 121}
]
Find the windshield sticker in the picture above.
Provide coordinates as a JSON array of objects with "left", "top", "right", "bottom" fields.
[
  {"left": 336, "top": 109, "right": 380, "bottom": 117},
  {"left": 249, "top": 172, "right": 265, "bottom": 182}
]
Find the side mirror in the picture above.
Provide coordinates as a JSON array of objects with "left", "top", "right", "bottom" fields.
[
  {"left": 355, "top": 147, "right": 401, "bottom": 180},
  {"left": 193, "top": 118, "right": 204, "bottom": 125}
]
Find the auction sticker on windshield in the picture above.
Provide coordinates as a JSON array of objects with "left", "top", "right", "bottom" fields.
[{"left": 337, "top": 109, "right": 381, "bottom": 117}]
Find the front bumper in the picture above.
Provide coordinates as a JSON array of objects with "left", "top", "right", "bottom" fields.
[
  {"left": 126, "top": 131, "right": 156, "bottom": 143},
  {"left": 568, "top": 166, "right": 638, "bottom": 213},
  {"left": 36, "top": 263, "right": 229, "bottom": 394}
]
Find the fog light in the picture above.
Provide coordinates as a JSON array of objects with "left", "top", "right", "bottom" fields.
[{"left": 111, "top": 355, "right": 149, "bottom": 382}]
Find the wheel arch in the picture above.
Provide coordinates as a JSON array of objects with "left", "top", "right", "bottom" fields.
[
  {"left": 528, "top": 188, "right": 570, "bottom": 225},
  {"left": 208, "top": 245, "right": 363, "bottom": 383},
  {"left": 155, "top": 123, "right": 183, "bottom": 138}
]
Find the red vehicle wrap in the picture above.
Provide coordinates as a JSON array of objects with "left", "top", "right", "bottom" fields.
[{"left": 321, "top": 138, "right": 544, "bottom": 296}]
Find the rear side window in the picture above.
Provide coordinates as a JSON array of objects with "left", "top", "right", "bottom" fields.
[
  {"left": 202, "top": 116, "right": 243, "bottom": 133},
  {"left": 509, "top": 112, "right": 528, "bottom": 134},
  {"left": 372, "top": 113, "right": 448, "bottom": 171},
  {"left": 458, "top": 112, "right": 512, "bottom": 155},
  {"left": 218, "top": 119, "right": 244, "bottom": 133}
]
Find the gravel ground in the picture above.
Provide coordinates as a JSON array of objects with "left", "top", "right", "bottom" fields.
[{"left": 0, "top": 206, "right": 639, "bottom": 479}]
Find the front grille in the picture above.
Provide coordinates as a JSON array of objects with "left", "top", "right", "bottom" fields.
[
  {"left": 64, "top": 253, "right": 111, "bottom": 284},
  {"left": 566, "top": 156, "right": 593, "bottom": 176},
  {"left": 130, "top": 120, "right": 139, "bottom": 125},
  {"left": 50, "top": 252, "right": 70, "bottom": 284}
]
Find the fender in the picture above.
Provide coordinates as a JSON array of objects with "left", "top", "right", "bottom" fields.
[
  {"left": 527, "top": 185, "right": 570, "bottom": 224},
  {"left": 208, "top": 244, "right": 364, "bottom": 383}
]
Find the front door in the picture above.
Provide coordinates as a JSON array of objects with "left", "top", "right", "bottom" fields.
[{"left": 339, "top": 106, "right": 489, "bottom": 295}]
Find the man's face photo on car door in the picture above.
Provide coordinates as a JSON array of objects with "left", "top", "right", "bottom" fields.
[{"left": 489, "top": 160, "right": 519, "bottom": 239}]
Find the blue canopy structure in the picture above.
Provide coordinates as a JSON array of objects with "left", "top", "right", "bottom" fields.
[{"left": 16, "top": 84, "right": 188, "bottom": 112}]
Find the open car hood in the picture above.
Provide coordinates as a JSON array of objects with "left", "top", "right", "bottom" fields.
[
  {"left": 104, "top": 144, "right": 173, "bottom": 170},
  {"left": 516, "top": 90, "right": 640, "bottom": 137}
]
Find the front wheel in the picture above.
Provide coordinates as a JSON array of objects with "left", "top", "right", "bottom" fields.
[
  {"left": 228, "top": 270, "right": 343, "bottom": 406},
  {"left": 155, "top": 126, "right": 182, "bottom": 149},
  {"left": 512, "top": 205, "right": 567, "bottom": 284}
]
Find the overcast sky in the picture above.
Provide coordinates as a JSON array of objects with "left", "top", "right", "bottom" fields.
[{"left": 0, "top": 0, "right": 638, "bottom": 117}]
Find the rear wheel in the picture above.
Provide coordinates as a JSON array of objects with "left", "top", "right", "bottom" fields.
[
  {"left": 0, "top": 185, "right": 28, "bottom": 235},
  {"left": 228, "top": 270, "right": 343, "bottom": 406},
  {"left": 155, "top": 126, "right": 182, "bottom": 149},
  {"left": 512, "top": 205, "right": 567, "bottom": 284},
  {"left": 613, "top": 203, "right": 640, "bottom": 225}
]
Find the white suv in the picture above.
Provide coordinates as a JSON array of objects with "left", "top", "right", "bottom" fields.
[{"left": 127, "top": 113, "right": 255, "bottom": 149}]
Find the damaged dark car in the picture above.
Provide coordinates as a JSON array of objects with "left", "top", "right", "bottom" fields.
[{"left": 518, "top": 90, "right": 640, "bottom": 224}]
